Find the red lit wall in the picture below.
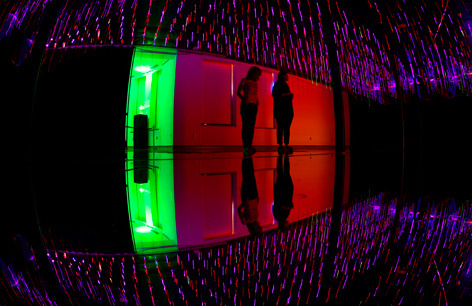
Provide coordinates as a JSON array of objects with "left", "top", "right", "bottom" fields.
[
  {"left": 174, "top": 51, "right": 338, "bottom": 146},
  {"left": 173, "top": 154, "right": 337, "bottom": 246}
]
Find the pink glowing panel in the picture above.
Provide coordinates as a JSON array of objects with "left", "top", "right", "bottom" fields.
[
  {"left": 201, "top": 174, "right": 234, "bottom": 240},
  {"left": 201, "top": 60, "right": 233, "bottom": 125}
]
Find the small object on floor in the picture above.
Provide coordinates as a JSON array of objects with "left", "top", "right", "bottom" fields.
[
  {"left": 243, "top": 147, "right": 256, "bottom": 156},
  {"left": 278, "top": 145, "right": 285, "bottom": 155}
]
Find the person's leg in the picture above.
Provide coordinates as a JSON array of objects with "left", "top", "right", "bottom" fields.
[
  {"left": 241, "top": 157, "right": 256, "bottom": 198},
  {"left": 284, "top": 155, "right": 290, "bottom": 174},
  {"left": 277, "top": 156, "right": 283, "bottom": 176},
  {"left": 284, "top": 117, "right": 293, "bottom": 146},
  {"left": 240, "top": 103, "right": 249, "bottom": 151},
  {"left": 247, "top": 104, "right": 258, "bottom": 151},
  {"left": 242, "top": 122, "right": 249, "bottom": 147},
  {"left": 284, "top": 126, "right": 290, "bottom": 145},
  {"left": 244, "top": 157, "right": 257, "bottom": 195},
  {"left": 276, "top": 118, "right": 283, "bottom": 146}
]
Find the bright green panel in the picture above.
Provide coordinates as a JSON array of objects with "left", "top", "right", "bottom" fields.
[
  {"left": 126, "top": 46, "right": 177, "bottom": 147},
  {"left": 126, "top": 151, "right": 177, "bottom": 254}
]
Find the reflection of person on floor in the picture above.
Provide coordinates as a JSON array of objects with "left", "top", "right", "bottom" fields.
[
  {"left": 272, "top": 71, "right": 294, "bottom": 153},
  {"left": 238, "top": 157, "right": 262, "bottom": 235},
  {"left": 237, "top": 66, "right": 262, "bottom": 156},
  {"left": 273, "top": 156, "right": 294, "bottom": 231}
]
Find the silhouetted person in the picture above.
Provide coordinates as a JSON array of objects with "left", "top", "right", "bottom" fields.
[
  {"left": 272, "top": 71, "right": 294, "bottom": 154},
  {"left": 272, "top": 156, "right": 294, "bottom": 231},
  {"left": 237, "top": 66, "right": 262, "bottom": 156},
  {"left": 238, "top": 157, "right": 262, "bottom": 235}
]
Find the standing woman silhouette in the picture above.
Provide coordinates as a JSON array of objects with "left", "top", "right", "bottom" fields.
[
  {"left": 272, "top": 71, "right": 294, "bottom": 154},
  {"left": 237, "top": 66, "right": 262, "bottom": 156}
]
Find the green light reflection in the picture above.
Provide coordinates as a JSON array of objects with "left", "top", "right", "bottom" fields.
[{"left": 126, "top": 152, "right": 177, "bottom": 254}]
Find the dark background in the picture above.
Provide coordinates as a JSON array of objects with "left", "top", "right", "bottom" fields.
[{"left": 0, "top": 46, "right": 134, "bottom": 263}]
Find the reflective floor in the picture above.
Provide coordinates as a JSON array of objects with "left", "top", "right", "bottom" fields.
[{"left": 1, "top": 147, "right": 471, "bottom": 305}]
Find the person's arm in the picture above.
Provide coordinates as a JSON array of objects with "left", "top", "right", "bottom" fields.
[
  {"left": 237, "top": 79, "right": 246, "bottom": 103},
  {"left": 273, "top": 83, "right": 281, "bottom": 117},
  {"left": 238, "top": 202, "right": 248, "bottom": 224},
  {"left": 281, "top": 83, "right": 293, "bottom": 98},
  {"left": 272, "top": 82, "right": 280, "bottom": 99}
]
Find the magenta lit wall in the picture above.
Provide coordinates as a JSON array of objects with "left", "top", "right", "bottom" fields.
[{"left": 174, "top": 51, "right": 342, "bottom": 146}]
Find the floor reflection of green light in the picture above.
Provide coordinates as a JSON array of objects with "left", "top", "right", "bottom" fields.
[
  {"left": 126, "top": 153, "right": 177, "bottom": 254},
  {"left": 126, "top": 45, "right": 177, "bottom": 254}
]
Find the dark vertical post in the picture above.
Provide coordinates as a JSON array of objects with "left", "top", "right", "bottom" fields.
[
  {"left": 134, "top": 114, "right": 149, "bottom": 149},
  {"left": 133, "top": 149, "right": 149, "bottom": 184},
  {"left": 315, "top": 153, "right": 345, "bottom": 303},
  {"left": 312, "top": 2, "right": 346, "bottom": 302},
  {"left": 386, "top": 50, "right": 406, "bottom": 201},
  {"left": 319, "top": 0, "right": 345, "bottom": 152}
]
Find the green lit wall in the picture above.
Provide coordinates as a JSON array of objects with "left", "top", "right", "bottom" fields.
[
  {"left": 126, "top": 46, "right": 178, "bottom": 254},
  {"left": 126, "top": 46, "right": 177, "bottom": 147},
  {"left": 126, "top": 152, "right": 177, "bottom": 254}
]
